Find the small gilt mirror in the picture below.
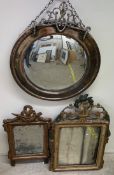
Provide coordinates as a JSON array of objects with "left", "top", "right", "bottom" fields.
[
  {"left": 10, "top": 0, "right": 100, "bottom": 100},
  {"left": 3, "top": 105, "right": 52, "bottom": 166}
]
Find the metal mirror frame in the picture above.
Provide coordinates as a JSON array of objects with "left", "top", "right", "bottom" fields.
[{"left": 10, "top": 25, "right": 100, "bottom": 100}]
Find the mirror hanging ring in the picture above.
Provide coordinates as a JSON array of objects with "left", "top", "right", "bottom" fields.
[{"left": 10, "top": 0, "right": 101, "bottom": 100}]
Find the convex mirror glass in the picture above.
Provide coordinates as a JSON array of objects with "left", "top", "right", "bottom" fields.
[{"left": 24, "top": 35, "right": 87, "bottom": 90}]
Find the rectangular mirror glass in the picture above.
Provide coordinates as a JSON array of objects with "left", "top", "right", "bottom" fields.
[
  {"left": 13, "top": 125, "right": 44, "bottom": 155},
  {"left": 58, "top": 126, "right": 101, "bottom": 165}
]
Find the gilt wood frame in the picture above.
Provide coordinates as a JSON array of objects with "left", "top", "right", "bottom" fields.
[
  {"left": 50, "top": 120, "right": 109, "bottom": 171},
  {"left": 3, "top": 105, "right": 52, "bottom": 166}
]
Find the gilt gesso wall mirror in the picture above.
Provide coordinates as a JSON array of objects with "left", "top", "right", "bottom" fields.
[
  {"left": 3, "top": 105, "right": 52, "bottom": 166},
  {"left": 10, "top": 0, "right": 100, "bottom": 100},
  {"left": 50, "top": 95, "right": 110, "bottom": 171},
  {"left": 50, "top": 122, "right": 109, "bottom": 171}
]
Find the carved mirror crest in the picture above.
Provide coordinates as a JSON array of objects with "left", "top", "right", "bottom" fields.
[{"left": 10, "top": 0, "right": 100, "bottom": 100}]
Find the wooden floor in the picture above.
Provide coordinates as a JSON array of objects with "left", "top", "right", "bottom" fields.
[{"left": 0, "top": 154, "right": 114, "bottom": 175}]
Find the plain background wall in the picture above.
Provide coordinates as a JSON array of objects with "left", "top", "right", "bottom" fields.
[{"left": 0, "top": 0, "right": 114, "bottom": 155}]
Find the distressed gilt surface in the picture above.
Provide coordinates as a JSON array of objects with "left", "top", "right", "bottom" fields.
[
  {"left": 3, "top": 105, "right": 52, "bottom": 166},
  {"left": 50, "top": 95, "right": 110, "bottom": 171}
]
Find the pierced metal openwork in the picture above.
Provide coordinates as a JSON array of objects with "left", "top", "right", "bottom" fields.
[{"left": 28, "top": 0, "right": 90, "bottom": 35}]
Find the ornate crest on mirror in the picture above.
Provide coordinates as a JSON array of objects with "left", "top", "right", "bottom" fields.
[
  {"left": 50, "top": 94, "right": 110, "bottom": 171},
  {"left": 10, "top": 0, "right": 100, "bottom": 100},
  {"left": 3, "top": 105, "right": 52, "bottom": 166}
]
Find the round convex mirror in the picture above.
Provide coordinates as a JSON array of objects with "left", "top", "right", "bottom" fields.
[
  {"left": 24, "top": 35, "right": 87, "bottom": 90},
  {"left": 10, "top": 26, "right": 100, "bottom": 100}
]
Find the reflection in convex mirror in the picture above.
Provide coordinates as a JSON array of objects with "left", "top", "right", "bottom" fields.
[{"left": 24, "top": 35, "right": 87, "bottom": 90}]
